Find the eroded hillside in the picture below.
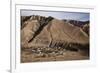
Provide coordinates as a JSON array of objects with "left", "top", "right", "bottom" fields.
[{"left": 21, "top": 15, "right": 89, "bottom": 63}]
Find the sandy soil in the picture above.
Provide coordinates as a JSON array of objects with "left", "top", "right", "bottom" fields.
[{"left": 21, "top": 48, "right": 89, "bottom": 63}]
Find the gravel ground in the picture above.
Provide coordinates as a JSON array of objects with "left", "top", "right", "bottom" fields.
[{"left": 21, "top": 48, "right": 89, "bottom": 63}]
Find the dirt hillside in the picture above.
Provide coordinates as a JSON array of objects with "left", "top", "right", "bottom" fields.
[{"left": 21, "top": 15, "right": 89, "bottom": 63}]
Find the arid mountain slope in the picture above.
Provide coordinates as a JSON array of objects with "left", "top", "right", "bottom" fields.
[{"left": 21, "top": 15, "right": 89, "bottom": 51}]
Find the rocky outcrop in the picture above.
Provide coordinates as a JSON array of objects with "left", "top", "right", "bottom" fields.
[
  {"left": 82, "top": 24, "right": 89, "bottom": 36},
  {"left": 63, "top": 19, "right": 89, "bottom": 28}
]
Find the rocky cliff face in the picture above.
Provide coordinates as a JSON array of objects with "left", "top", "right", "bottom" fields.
[{"left": 21, "top": 15, "right": 89, "bottom": 52}]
